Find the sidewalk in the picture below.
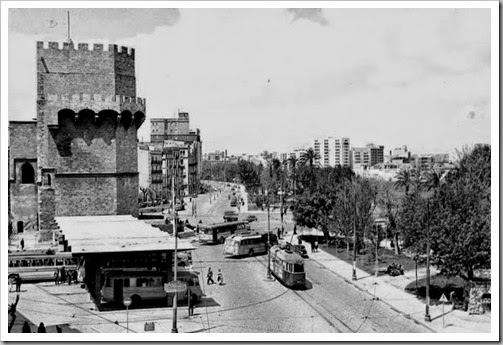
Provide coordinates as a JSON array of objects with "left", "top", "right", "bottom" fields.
[{"left": 293, "top": 234, "right": 491, "bottom": 333}]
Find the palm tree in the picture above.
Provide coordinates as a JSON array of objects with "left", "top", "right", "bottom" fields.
[
  {"left": 287, "top": 156, "right": 299, "bottom": 195},
  {"left": 423, "top": 169, "right": 445, "bottom": 198},
  {"left": 394, "top": 169, "right": 412, "bottom": 195},
  {"left": 300, "top": 148, "right": 320, "bottom": 192}
]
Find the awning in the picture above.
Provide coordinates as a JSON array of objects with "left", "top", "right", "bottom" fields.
[{"left": 55, "top": 215, "right": 195, "bottom": 254}]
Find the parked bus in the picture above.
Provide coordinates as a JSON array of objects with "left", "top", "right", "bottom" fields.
[
  {"left": 223, "top": 232, "right": 278, "bottom": 257},
  {"left": 8, "top": 253, "right": 80, "bottom": 282},
  {"left": 270, "top": 245, "right": 306, "bottom": 288},
  {"left": 198, "top": 221, "right": 250, "bottom": 244},
  {"left": 223, "top": 211, "right": 239, "bottom": 222},
  {"left": 101, "top": 269, "right": 202, "bottom": 306}
]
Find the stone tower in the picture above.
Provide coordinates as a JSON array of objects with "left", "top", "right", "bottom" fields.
[{"left": 36, "top": 41, "right": 146, "bottom": 230}]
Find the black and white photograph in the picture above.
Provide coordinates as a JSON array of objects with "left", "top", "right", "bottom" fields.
[{"left": 1, "top": 1, "right": 498, "bottom": 341}]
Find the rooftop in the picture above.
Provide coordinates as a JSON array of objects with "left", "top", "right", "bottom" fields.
[{"left": 56, "top": 215, "right": 195, "bottom": 254}]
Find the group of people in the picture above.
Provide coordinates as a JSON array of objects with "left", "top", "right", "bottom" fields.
[
  {"left": 9, "top": 275, "right": 23, "bottom": 293},
  {"left": 54, "top": 267, "right": 78, "bottom": 285},
  {"left": 22, "top": 321, "right": 62, "bottom": 333},
  {"left": 206, "top": 267, "right": 224, "bottom": 286}
]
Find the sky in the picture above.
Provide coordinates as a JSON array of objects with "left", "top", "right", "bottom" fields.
[{"left": 8, "top": 7, "right": 492, "bottom": 156}]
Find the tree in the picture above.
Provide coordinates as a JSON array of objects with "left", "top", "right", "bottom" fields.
[
  {"left": 287, "top": 156, "right": 299, "bottom": 195},
  {"left": 394, "top": 169, "right": 412, "bottom": 195},
  {"left": 299, "top": 148, "right": 320, "bottom": 192},
  {"left": 400, "top": 145, "right": 491, "bottom": 278},
  {"left": 292, "top": 191, "right": 336, "bottom": 242},
  {"left": 377, "top": 180, "right": 403, "bottom": 254}
]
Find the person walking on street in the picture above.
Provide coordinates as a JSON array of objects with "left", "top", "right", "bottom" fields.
[
  {"left": 217, "top": 268, "right": 224, "bottom": 285},
  {"left": 188, "top": 292, "right": 196, "bottom": 316},
  {"left": 37, "top": 322, "right": 46, "bottom": 333},
  {"left": 15, "top": 275, "right": 22, "bottom": 292},
  {"left": 54, "top": 269, "right": 60, "bottom": 285},
  {"left": 22, "top": 321, "right": 32, "bottom": 333},
  {"left": 20, "top": 238, "right": 25, "bottom": 251},
  {"left": 8, "top": 294, "right": 20, "bottom": 332},
  {"left": 60, "top": 266, "right": 66, "bottom": 285},
  {"left": 314, "top": 240, "right": 319, "bottom": 253},
  {"left": 206, "top": 267, "right": 214, "bottom": 285}
]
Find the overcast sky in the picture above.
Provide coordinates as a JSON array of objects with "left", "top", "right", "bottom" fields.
[{"left": 8, "top": 7, "right": 492, "bottom": 156}]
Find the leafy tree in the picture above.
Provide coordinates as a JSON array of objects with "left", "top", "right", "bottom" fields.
[
  {"left": 293, "top": 191, "right": 336, "bottom": 242},
  {"left": 394, "top": 169, "right": 412, "bottom": 195}
]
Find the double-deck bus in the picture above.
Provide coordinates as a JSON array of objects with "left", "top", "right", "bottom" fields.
[
  {"left": 198, "top": 221, "right": 250, "bottom": 244},
  {"left": 270, "top": 245, "right": 306, "bottom": 288},
  {"left": 8, "top": 253, "right": 80, "bottom": 282},
  {"left": 101, "top": 269, "right": 202, "bottom": 306},
  {"left": 223, "top": 232, "right": 278, "bottom": 257}
]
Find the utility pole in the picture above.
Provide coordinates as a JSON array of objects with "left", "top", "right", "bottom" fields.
[
  {"left": 425, "top": 200, "right": 432, "bottom": 322},
  {"left": 375, "top": 224, "right": 379, "bottom": 279},
  {"left": 267, "top": 191, "right": 272, "bottom": 280},
  {"left": 171, "top": 173, "right": 179, "bottom": 332},
  {"left": 352, "top": 186, "right": 357, "bottom": 281},
  {"left": 280, "top": 167, "right": 285, "bottom": 237}
]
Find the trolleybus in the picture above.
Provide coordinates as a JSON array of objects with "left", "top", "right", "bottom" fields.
[
  {"left": 8, "top": 253, "right": 80, "bottom": 282},
  {"left": 223, "top": 232, "right": 278, "bottom": 257},
  {"left": 198, "top": 221, "right": 250, "bottom": 244},
  {"left": 101, "top": 268, "right": 202, "bottom": 306}
]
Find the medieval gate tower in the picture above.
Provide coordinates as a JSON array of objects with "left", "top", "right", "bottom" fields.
[{"left": 36, "top": 41, "right": 146, "bottom": 231}]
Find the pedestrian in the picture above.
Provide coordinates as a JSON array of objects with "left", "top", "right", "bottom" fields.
[
  {"left": 20, "top": 238, "right": 25, "bottom": 251},
  {"left": 8, "top": 294, "right": 20, "bottom": 332},
  {"left": 188, "top": 292, "right": 196, "bottom": 316},
  {"left": 217, "top": 269, "right": 224, "bottom": 285},
  {"left": 15, "top": 275, "right": 22, "bottom": 292},
  {"left": 67, "top": 270, "right": 73, "bottom": 285},
  {"left": 276, "top": 228, "right": 281, "bottom": 240},
  {"left": 206, "top": 267, "right": 214, "bottom": 285},
  {"left": 60, "top": 266, "right": 66, "bottom": 284},
  {"left": 72, "top": 270, "right": 78, "bottom": 284},
  {"left": 293, "top": 224, "right": 297, "bottom": 235},
  {"left": 54, "top": 269, "right": 60, "bottom": 285},
  {"left": 22, "top": 321, "right": 32, "bottom": 333},
  {"left": 314, "top": 240, "right": 319, "bottom": 253},
  {"left": 37, "top": 322, "right": 46, "bottom": 333},
  {"left": 311, "top": 240, "right": 315, "bottom": 253}
]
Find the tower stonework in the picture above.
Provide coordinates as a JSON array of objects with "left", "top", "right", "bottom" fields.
[{"left": 36, "top": 41, "right": 145, "bottom": 228}]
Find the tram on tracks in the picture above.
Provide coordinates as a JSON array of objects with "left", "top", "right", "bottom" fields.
[{"left": 269, "top": 245, "right": 306, "bottom": 288}]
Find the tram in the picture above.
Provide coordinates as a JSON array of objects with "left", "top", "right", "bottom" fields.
[{"left": 269, "top": 245, "right": 306, "bottom": 288}]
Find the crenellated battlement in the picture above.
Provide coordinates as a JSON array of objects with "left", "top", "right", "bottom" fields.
[
  {"left": 45, "top": 94, "right": 145, "bottom": 105},
  {"left": 37, "top": 41, "right": 135, "bottom": 57}
]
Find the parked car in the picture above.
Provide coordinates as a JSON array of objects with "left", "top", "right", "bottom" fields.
[{"left": 245, "top": 215, "right": 258, "bottom": 223}]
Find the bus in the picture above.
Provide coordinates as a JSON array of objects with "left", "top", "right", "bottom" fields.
[
  {"left": 101, "top": 269, "right": 202, "bottom": 306},
  {"left": 270, "top": 245, "right": 306, "bottom": 288},
  {"left": 8, "top": 253, "right": 80, "bottom": 282},
  {"left": 199, "top": 221, "right": 250, "bottom": 244},
  {"left": 223, "top": 232, "right": 278, "bottom": 257}
]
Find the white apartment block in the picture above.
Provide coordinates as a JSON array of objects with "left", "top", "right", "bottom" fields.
[{"left": 313, "top": 137, "right": 351, "bottom": 168}]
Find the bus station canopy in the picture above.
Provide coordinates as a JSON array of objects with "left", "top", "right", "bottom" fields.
[{"left": 55, "top": 215, "right": 195, "bottom": 254}]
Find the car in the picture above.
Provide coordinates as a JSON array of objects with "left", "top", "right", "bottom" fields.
[{"left": 245, "top": 215, "right": 258, "bottom": 223}]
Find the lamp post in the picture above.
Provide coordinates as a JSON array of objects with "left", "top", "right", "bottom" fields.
[
  {"left": 424, "top": 199, "right": 432, "bottom": 322},
  {"left": 352, "top": 186, "right": 357, "bottom": 281},
  {"left": 266, "top": 190, "right": 272, "bottom": 280},
  {"left": 171, "top": 175, "right": 179, "bottom": 333},
  {"left": 375, "top": 224, "right": 379, "bottom": 279}
]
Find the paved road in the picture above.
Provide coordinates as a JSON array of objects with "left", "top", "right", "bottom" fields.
[{"left": 187, "top": 186, "right": 429, "bottom": 333}]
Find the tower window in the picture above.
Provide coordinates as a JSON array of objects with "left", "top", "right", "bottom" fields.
[{"left": 21, "top": 162, "right": 35, "bottom": 184}]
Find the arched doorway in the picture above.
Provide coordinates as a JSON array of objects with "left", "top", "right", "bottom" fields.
[
  {"left": 21, "top": 162, "right": 35, "bottom": 184},
  {"left": 17, "top": 221, "right": 24, "bottom": 233}
]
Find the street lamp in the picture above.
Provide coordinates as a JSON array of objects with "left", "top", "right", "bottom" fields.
[
  {"left": 352, "top": 186, "right": 357, "bottom": 281},
  {"left": 265, "top": 190, "right": 272, "bottom": 280},
  {"left": 424, "top": 199, "right": 432, "bottom": 322},
  {"left": 171, "top": 175, "right": 179, "bottom": 333}
]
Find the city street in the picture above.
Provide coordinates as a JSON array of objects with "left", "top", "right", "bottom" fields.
[{"left": 8, "top": 187, "right": 429, "bottom": 333}]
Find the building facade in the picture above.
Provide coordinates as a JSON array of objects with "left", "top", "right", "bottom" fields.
[
  {"left": 313, "top": 137, "right": 351, "bottom": 168},
  {"left": 8, "top": 41, "right": 146, "bottom": 235}
]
